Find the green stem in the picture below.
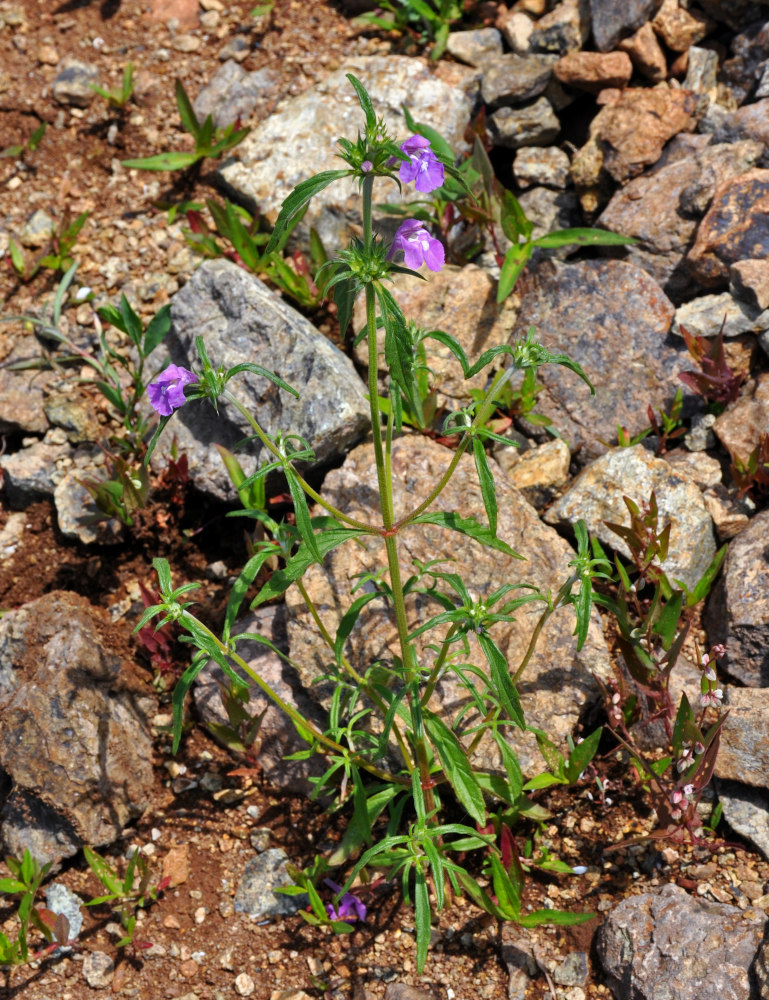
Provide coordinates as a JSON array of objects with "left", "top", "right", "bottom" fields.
[
  {"left": 511, "top": 576, "right": 575, "bottom": 685},
  {"left": 419, "top": 622, "right": 459, "bottom": 707}
]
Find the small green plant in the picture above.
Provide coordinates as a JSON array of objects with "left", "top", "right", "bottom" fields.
[
  {"left": 90, "top": 62, "right": 135, "bottom": 109},
  {"left": 678, "top": 321, "right": 744, "bottom": 409},
  {"left": 355, "top": 0, "right": 464, "bottom": 59},
  {"left": 83, "top": 846, "right": 169, "bottom": 951},
  {"left": 5, "top": 210, "right": 89, "bottom": 282},
  {"left": 0, "top": 120, "right": 46, "bottom": 160},
  {"left": 122, "top": 79, "right": 249, "bottom": 173},
  {"left": 729, "top": 431, "right": 769, "bottom": 500},
  {"left": 0, "top": 849, "right": 73, "bottom": 965}
]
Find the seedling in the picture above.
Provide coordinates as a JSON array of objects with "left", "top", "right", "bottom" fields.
[
  {"left": 90, "top": 62, "right": 135, "bottom": 109},
  {"left": 0, "top": 120, "right": 46, "bottom": 160}
]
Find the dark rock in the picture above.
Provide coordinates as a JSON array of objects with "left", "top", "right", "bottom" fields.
[
  {"left": 52, "top": 57, "right": 99, "bottom": 107},
  {"left": 153, "top": 259, "right": 369, "bottom": 501},
  {"left": 233, "top": 849, "right": 308, "bottom": 918},
  {"left": 192, "top": 60, "right": 281, "bottom": 129},
  {"left": 721, "top": 19, "right": 769, "bottom": 104},
  {"left": 507, "top": 259, "right": 688, "bottom": 460},
  {"left": 487, "top": 98, "right": 560, "bottom": 148},
  {"left": 0, "top": 592, "right": 155, "bottom": 866},
  {"left": 1, "top": 436, "right": 70, "bottom": 508},
  {"left": 597, "top": 882, "right": 767, "bottom": 1000},
  {"left": 705, "top": 506, "right": 769, "bottom": 687},
  {"left": 480, "top": 53, "right": 557, "bottom": 109},
  {"left": 529, "top": 0, "right": 591, "bottom": 55},
  {"left": 716, "top": 779, "right": 769, "bottom": 861},
  {"left": 712, "top": 100, "right": 769, "bottom": 165},
  {"left": 686, "top": 168, "right": 769, "bottom": 288},
  {"left": 590, "top": 0, "right": 664, "bottom": 52}
]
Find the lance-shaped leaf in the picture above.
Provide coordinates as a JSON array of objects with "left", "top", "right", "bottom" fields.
[
  {"left": 265, "top": 170, "right": 351, "bottom": 253},
  {"left": 409, "top": 511, "right": 521, "bottom": 558},
  {"left": 472, "top": 436, "right": 497, "bottom": 537},
  {"left": 477, "top": 631, "right": 525, "bottom": 729},
  {"left": 252, "top": 526, "right": 367, "bottom": 606},
  {"left": 346, "top": 73, "right": 376, "bottom": 132},
  {"left": 285, "top": 466, "right": 321, "bottom": 564},
  {"left": 424, "top": 711, "right": 486, "bottom": 825}
]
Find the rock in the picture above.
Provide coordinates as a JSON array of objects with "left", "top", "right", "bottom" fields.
[
  {"left": 722, "top": 19, "right": 769, "bottom": 104},
  {"left": 45, "top": 883, "right": 84, "bottom": 945},
  {"left": 679, "top": 139, "right": 764, "bottom": 216},
  {"left": 194, "top": 606, "right": 328, "bottom": 797},
  {"left": 696, "top": 0, "right": 765, "bottom": 32},
  {"left": 37, "top": 42, "right": 59, "bottom": 65},
  {"left": 673, "top": 292, "right": 769, "bottom": 340},
  {"left": 651, "top": 0, "right": 713, "bottom": 51},
  {"left": 219, "top": 56, "right": 474, "bottom": 250},
  {"left": 730, "top": 259, "right": 769, "bottom": 311},
  {"left": 44, "top": 394, "right": 103, "bottom": 443},
  {"left": 513, "top": 146, "right": 571, "bottom": 189},
  {"left": 590, "top": 0, "right": 665, "bottom": 52},
  {"left": 480, "top": 53, "right": 557, "bottom": 109},
  {"left": 172, "top": 33, "right": 201, "bottom": 53},
  {"left": 705, "top": 507, "right": 769, "bottom": 687},
  {"left": 82, "top": 951, "right": 115, "bottom": 989},
  {"left": 233, "top": 849, "right": 308, "bottom": 918},
  {"left": 553, "top": 51, "right": 633, "bottom": 94},
  {"left": 52, "top": 57, "right": 99, "bottom": 108},
  {"left": 664, "top": 448, "right": 722, "bottom": 490},
  {"left": 353, "top": 264, "right": 516, "bottom": 408},
  {"left": 1, "top": 436, "right": 71, "bottom": 507},
  {"left": 618, "top": 22, "right": 667, "bottom": 82},
  {"left": 53, "top": 471, "right": 124, "bottom": 546},
  {"left": 572, "top": 86, "right": 698, "bottom": 196},
  {"left": 0, "top": 369, "right": 48, "bottom": 435},
  {"left": 682, "top": 46, "right": 718, "bottom": 99},
  {"left": 716, "top": 779, "right": 769, "bottom": 860},
  {"left": 487, "top": 97, "right": 560, "bottom": 149},
  {"left": 545, "top": 444, "right": 717, "bottom": 593},
  {"left": 518, "top": 186, "right": 581, "bottom": 244},
  {"left": 153, "top": 259, "right": 368, "bottom": 501},
  {"left": 713, "top": 372, "right": 769, "bottom": 465},
  {"left": 702, "top": 485, "right": 752, "bottom": 541},
  {"left": 0, "top": 592, "right": 155, "bottom": 866},
  {"left": 499, "top": 10, "right": 535, "bottom": 53},
  {"left": 597, "top": 882, "right": 767, "bottom": 999},
  {"left": 0, "top": 513, "right": 26, "bottom": 568},
  {"left": 192, "top": 61, "right": 281, "bottom": 129},
  {"left": 384, "top": 986, "right": 439, "bottom": 1000},
  {"left": 554, "top": 951, "right": 589, "bottom": 986},
  {"left": 507, "top": 438, "right": 571, "bottom": 507},
  {"left": 716, "top": 687, "right": 769, "bottom": 788},
  {"left": 286, "top": 436, "right": 611, "bottom": 777},
  {"left": 506, "top": 259, "right": 687, "bottom": 460},
  {"left": 712, "top": 101, "right": 769, "bottom": 166},
  {"left": 19, "top": 209, "right": 54, "bottom": 248},
  {"left": 529, "top": 0, "right": 591, "bottom": 55},
  {"left": 445, "top": 28, "right": 503, "bottom": 66},
  {"left": 687, "top": 169, "right": 769, "bottom": 289},
  {"left": 218, "top": 36, "right": 249, "bottom": 63}
]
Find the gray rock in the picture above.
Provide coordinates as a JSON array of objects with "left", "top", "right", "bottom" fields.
[
  {"left": 684, "top": 411, "right": 717, "bottom": 452},
  {"left": 722, "top": 20, "right": 769, "bottom": 103},
  {"left": 233, "top": 849, "right": 308, "bottom": 918},
  {"left": 716, "top": 779, "right": 769, "bottom": 861},
  {"left": 480, "top": 54, "right": 556, "bottom": 110},
  {"left": 217, "top": 35, "right": 249, "bottom": 63},
  {"left": 730, "top": 259, "right": 769, "bottom": 312},
  {"left": 554, "top": 951, "right": 589, "bottom": 986},
  {"left": 506, "top": 259, "right": 688, "bottom": 461},
  {"left": 545, "top": 445, "right": 717, "bottom": 593},
  {"left": 590, "top": 0, "right": 665, "bottom": 52},
  {"left": 488, "top": 98, "right": 560, "bottom": 149},
  {"left": 518, "top": 186, "right": 580, "bottom": 241},
  {"left": 499, "top": 10, "right": 535, "bottom": 54},
  {"left": 52, "top": 57, "right": 99, "bottom": 107},
  {"left": 679, "top": 140, "right": 765, "bottom": 217},
  {"left": 53, "top": 471, "right": 124, "bottom": 546},
  {"left": 530, "top": 0, "right": 591, "bottom": 55},
  {"left": 716, "top": 687, "right": 769, "bottom": 788},
  {"left": 706, "top": 507, "right": 769, "bottom": 687},
  {"left": 1, "top": 437, "right": 71, "bottom": 508},
  {"left": 673, "top": 292, "right": 769, "bottom": 340},
  {"left": 445, "top": 28, "right": 502, "bottom": 67},
  {"left": 0, "top": 369, "right": 48, "bottom": 435},
  {"left": 154, "top": 259, "right": 368, "bottom": 502},
  {"left": 45, "top": 883, "right": 84, "bottom": 946},
  {"left": 44, "top": 395, "right": 102, "bottom": 443},
  {"left": 193, "top": 61, "right": 281, "bottom": 129},
  {"left": 712, "top": 100, "right": 769, "bottom": 167},
  {"left": 194, "top": 606, "right": 328, "bottom": 797},
  {"left": 19, "top": 209, "right": 54, "bottom": 249},
  {"left": 0, "top": 592, "right": 155, "bottom": 866},
  {"left": 286, "top": 436, "right": 611, "bottom": 777},
  {"left": 82, "top": 951, "right": 115, "bottom": 989},
  {"left": 683, "top": 46, "right": 719, "bottom": 98},
  {"left": 219, "top": 56, "right": 474, "bottom": 250},
  {"left": 597, "top": 882, "right": 767, "bottom": 999},
  {"left": 513, "top": 146, "right": 571, "bottom": 189}
]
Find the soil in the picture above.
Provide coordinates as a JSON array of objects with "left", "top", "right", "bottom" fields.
[{"left": 0, "top": 2, "right": 768, "bottom": 999}]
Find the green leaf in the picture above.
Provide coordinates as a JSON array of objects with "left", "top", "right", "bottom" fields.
[
  {"left": 409, "top": 511, "right": 520, "bottom": 558},
  {"left": 285, "top": 468, "right": 321, "bottom": 564},
  {"left": 497, "top": 244, "right": 531, "bottom": 302},
  {"left": 8, "top": 237, "right": 25, "bottom": 276},
  {"left": 175, "top": 78, "right": 201, "bottom": 140},
  {"left": 143, "top": 304, "right": 172, "bottom": 355},
  {"left": 413, "top": 866, "right": 431, "bottom": 974},
  {"left": 0, "top": 878, "right": 26, "bottom": 894},
  {"left": 222, "top": 549, "right": 275, "bottom": 641},
  {"left": 518, "top": 908, "right": 594, "bottom": 928},
  {"left": 424, "top": 712, "right": 486, "bottom": 825},
  {"left": 171, "top": 650, "right": 210, "bottom": 753},
  {"left": 565, "top": 726, "right": 602, "bottom": 783},
  {"left": 225, "top": 362, "right": 299, "bottom": 398},
  {"left": 686, "top": 543, "right": 727, "bottom": 606},
  {"left": 334, "top": 592, "right": 380, "bottom": 666},
  {"left": 122, "top": 151, "right": 202, "bottom": 172},
  {"left": 424, "top": 329, "right": 468, "bottom": 377},
  {"left": 83, "top": 846, "right": 123, "bottom": 896},
  {"left": 118, "top": 293, "right": 143, "bottom": 347},
  {"left": 334, "top": 273, "right": 359, "bottom": 339},
  {"left": 346, "top": 73, "right": 376, "bottom": 132},
  {"left": 252, "top": 527, "right": 366, "bottom": 606},
  {"left": 477, "top": 632, "right": 525, "bottom": 729},
  {"left": 533, "top": 227, "right": 636, "bottom": 249},
  {"left": 492, "top": 731, "right": 524, "bottom": 801},
  {"left": 472, "top": 437, "right": 497, "bottom": 537},
  {"left": 265, "top": 170, "right": 350, "bottom": 253}
]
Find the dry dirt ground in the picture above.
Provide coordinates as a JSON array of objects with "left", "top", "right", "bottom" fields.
[{"left": 0, "top": 2, "right": 768, "bottom": 999}]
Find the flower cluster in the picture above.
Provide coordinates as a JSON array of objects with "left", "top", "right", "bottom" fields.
[
  {"left": 676, "top": 739, "right": 705, "bottom": 773},
  {"left": 670, "top": 783, "right": 695, "bottom": 821},
  {"left": 699, "top": 643, "right": 726, "bottom": 709},
  {"left": 147, "top": 364, "right": 197, "bottom": 416}
]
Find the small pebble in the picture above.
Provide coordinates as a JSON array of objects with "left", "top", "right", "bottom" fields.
[{"left": 234, "top": 972, "right": 255, "bottom": 996}]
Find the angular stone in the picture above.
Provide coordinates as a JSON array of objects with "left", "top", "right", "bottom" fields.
[
  {"left": 682, "top": 46, "right": 718, "bottom": 98},
  {"left": 154, "top": 260, "right": 368, "bottom": 501},
  {"left": 19, "top": 209, "right": 54, "bottom": 249},
  {"left": 481, "top": 53, "right": 557, "bottom": 110},
  {"left": 518, "top": 186, "right": 581, "bottom": 243},
  {"left": 618, "top": 22, "right": 667, "bottom": 82},
  {"left": 713, "top": 372, "right": 769, "bottom": 466},
  {"left": 651, "top": 0, "right": 714, "bottom": 51},
  {"left": 507, "top": 437, "right": 571, "bottom": 508},
  {"left": 193, "top": 61, "right": 281, "bottom": 130},
  {"left": 286, "top": 436, "right": 611, "bottom": 777},
  {"left": 53, "top": 471, "right": 123, "bottom": 546},
  {"left": 716, "top": 687, "right": 769, "bottom": 788},
  {"left": 352, "top": 264, "right": 517, "bottom": 409},
  {"left": 445, "top": 28, "right": 503, "bottom": 66},
  {"left": 590, "top": 0, "right": 665, "bottom": 52},
  {"left": 673, "top": 292, "right": 769, "bottom": 340},
  {"left": 233, "top": 849, "right": 308, "bottom": 918},
  {"left": 679, "top": 139, "right": 764, "bottom": 216},
  {"left": 513, "top": 146, "right": 571, "bottom": 189},
  {"left": 722, "top": 19, "right": 769, "bottom": 103},
  {"left": 1, "top": 437, "right": 70, "bottom": 508},
  {"left": 730, "top": 259, "right": 769, "bottom": 312},
  {"left": 219, "top": 56, "right": 474, "bottom": 249},
  {"left": 597, "top": 883, "right": 767, "bottom": 1000},
  {"left": 554, "top": 51, "right": 633, "bottom": 94},
  {"left": 702, "top": 485, "right": 751, "bottom": 541},
  {"left": 0, "top": 369, "right": 48, "bottom": 435},
  {"left": 706, "top": 506, "right": 769, "bottom": 686},
  {"left": 529, "top": 0, "right": 591, "bottom": 55},
  {"left": 686, "top": 169, "right": 769, "bottom": 289},
  {"left": 0, "top": 592, "right": 155, "bottom": 865},
  {"left": 507, "top": 260, "right": 686, "bottom": 460},
  {"left": 545, "top": 445, "right": 717, "bottom": 592},
  {"left": 499, "top": 10, "right": 534, "bottom": 54},
  {"left": 716, "top": 779, "right": 769, "bottom": 861},
  {"left": 488, "top": 98, "right": 560, "bottom": 149},
  {"left": 52, "top": 57, "right": 99, "bottom": 108},
  {"left": 712, "top": 101, "right": 769, "bottom": 166}
]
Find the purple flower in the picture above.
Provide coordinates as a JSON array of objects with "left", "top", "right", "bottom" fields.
[
  {"left": 398, "top": 135, "right": 444, "bottom": 193},
  {"left": 387, "top": 219, "right": 445, "bottom": 272},
  {"left": 147, "top": 364, "right": 198, "bottom": 416},
  {"left": 324, "top": 879, "right": 367, "bottom": 923}
]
